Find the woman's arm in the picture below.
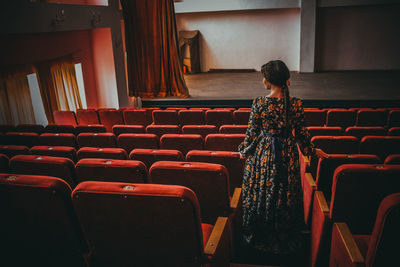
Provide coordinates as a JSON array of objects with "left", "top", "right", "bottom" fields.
[{"left": 238, "top": 97, "right": 261, "bottom": 157}]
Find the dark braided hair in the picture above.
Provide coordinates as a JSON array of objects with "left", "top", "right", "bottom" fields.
[{"left": 261, "top": 60, "right": 291, "bottom": 135}]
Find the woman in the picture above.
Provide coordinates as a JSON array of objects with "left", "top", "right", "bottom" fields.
[{"left": 238, "top": 60, "right": 327, "bottom": 261}]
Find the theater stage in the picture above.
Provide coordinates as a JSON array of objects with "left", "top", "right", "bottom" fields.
[{"left": 142, "top": 71, "right": 400, "bottom": 108}]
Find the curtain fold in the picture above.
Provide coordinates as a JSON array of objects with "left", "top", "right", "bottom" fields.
[
  {"left": 36, "top": 63, "right": 58, "bottom": 124},
  {"left": 121, "top": 0, "right": 189, "bottom": 98}
]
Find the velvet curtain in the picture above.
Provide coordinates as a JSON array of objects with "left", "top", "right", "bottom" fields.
[{"left": 121, "top": 0, "right": 189, "bottom": 98}]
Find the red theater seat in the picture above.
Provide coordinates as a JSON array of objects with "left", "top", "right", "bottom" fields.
[
  {"left": 75, "top": 124, "right": 106, "bottom": 134},
  {"left": 388, "top": 127, "right": 400, "bottom": 136},
  {"left": 179, "top": 110, "right": 205, "bottom": 125},
  {"left": 53, "top": 111, "right": 78, "bottom": 126},
  {"left": 356, "top": 109, "right": 387, "bottom": 127},
  {"left": 77, "top": 133, "right": 117, "bottom": 148},
  {"left": 123, "top": 109, "right": 147, "bottom": 126},
  {"left": 112, "top": 125, "right": 145, "bottom": 136},
  {"left": 307, "top": 126, "right": 344, "bottom": 138},
  {"left": 345, "top": 126, "right": 386, "bottom": 140},
  {"left": 30, "top": 146, "right": 77, "bottom": 162},
  {"left": 5, "top": 132, "right": 39, "bottom": 147},
  {"left": 152, "top": 110, "right": 179, "bottom": 125},
  {"left": 75, "top": 158, "right": 148, "bottom": 184},
  {"left": 302, "top": 154, "right": 380, "bottom": 226},
  {"left": 146, "top": 125, "right": 180, "bottom": 138},
  {"left": 150, "top": 161, "right": 240, "bottom": 225},
  {"left": 311, "top": 136, "right": 359, "bottom": 154},
  {"left": 129, "top": 148, "right": 184, "bottom": 169},
  {"left": 9, "top": 155, "right": 76, "bottom": 187},
  {"left": 77, "top": 147, "right": 127, "bottom": 160},
  {"left": 117, "top": 133, "right": 159, "bottom": 152},
  {"left": 384, "top": 154, "right": 400, "bottom": 164},
  {"left": 233, "top": 110, "right": 250, "bottom": 125},
  {"left": 182, "top": 125, "right": 218, "bottom": 138},
  {"left": 160, "top": 134, "right": 203, "bottom": 155},
  {"left": 0, "top": 153, "right": 9, "bottom": 172},
  {"left": 213, "top": 108, "right": 235, "bottom": 112},
  {"left": 39, "top": 133, "right": 77, "bottom": 148},
  {"left": 360, "top": 136, "right": 400, "bottom": 161},
  {"left": 219, "top": 125, "right": 248, "bottom": 134},
  {"left": 205, "top": 134, "right": 245, "bottom": 152},
  {"left": 0, "top": 145, "right": 30, "bottom": 158},
  {"left": 206, "top": 110, "right": 234, "bottom": 128},
  {"left": 166, "top": 107, "right": 187, "bottom": 111},
  {"left": 98, "top": 109, "right": 124, "bottom": 133},
  {"left": 326, "top": 109, "right": 357, "bottom": 128},
  {"left": 387, "top": 110, "right": 400, "bottom": 128},
  {"left": 0, "top": 174, "right": 88, "bottom": 267},
  {"left": 44, "top": 124, "right": 76, "bottom": 134},
  {"left": 142, "top": 107, "right": 160, "bottom": 125},
  {"left": 310, "top": 164, "right": 400, "bottom": 267},
  {"left": 190, "top": 107, "right": 211, "bottom": 111},
  {"left": 16, "top": 124, "right": 45, "bottom": 134},
  {"left": 304, "top": 110, "right": 327, "bottom": 126},
  {"left": 329, "top": 193, "right": 400, "bottom": 267},
  {"left": 0, "top": 124, "right": 16, "bottom": 134},
  {"left": 186, "top": 150, "right": 245, "bottom": 195},
  {"left": 72, "top": 182, "right": 230, "bottom": 267},
  {"left": 76, "top": 109, "right": 99, "bottom": 125}
]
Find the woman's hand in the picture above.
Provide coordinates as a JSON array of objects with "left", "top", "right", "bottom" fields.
[
  {"left": 239, "top": 153, "right": 247, "bottom": 160},
  {"left": 315, "top": 148, "right": 328, "bottom": 159}
]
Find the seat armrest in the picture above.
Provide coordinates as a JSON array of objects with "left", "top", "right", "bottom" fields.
[
  {"left": 311, "top": 191, "right": 331, "bottom": 267},
  {"left": 204, "top": 217, "right": 230, "bottom": 267},
  {"left": 230, "top": 187, "right": 241, "bottom": 211},
  {"left": 303, "top": 172, "right": 317, "bottom": 226},
  {"left": 329, "top": 222, "right": 365, "bottom": 267}
]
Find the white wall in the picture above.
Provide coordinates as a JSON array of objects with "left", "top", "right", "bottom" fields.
[
  {"left": 176, "top": 8, "right": 301, "bottom": 72},
  {"left": 315, "top": 5, "right": 400, "bottom": 71}
]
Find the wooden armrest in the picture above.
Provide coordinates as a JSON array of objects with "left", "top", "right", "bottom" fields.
[
  {"left": 303, "top": 172, "right": 317, "bottom": 226},
  {"left": 315, "top": 190, "right": 329, "bottom": 214},
  {"left": 230, "top": 187, "right": 241, "bottom": 210},
  {"left": 333, "top": 223, "right": 365, "bottom": 264},
  {"left": 303, "top": 154, "right": 310, "bottom": 165},
  {"left": 305, "top": 172, "right": 316, "bottom": 187},
  {"left": 204, "top": 217, "right": 230, "bottom": 267}
]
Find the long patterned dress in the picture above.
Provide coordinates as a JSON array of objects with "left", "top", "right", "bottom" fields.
[{"left": 238, "top": 96, "right": 315, "bottom": 255}]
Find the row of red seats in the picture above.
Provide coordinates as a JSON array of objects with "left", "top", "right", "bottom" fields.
[
  {"left": 0, "top": 173, "right": 233, "bottom": 266},
  {"left": 308, "top": 126, "right": 400, "bottom": 139},
  {"left": 0, "top": 132, "right": 245, "bottom": 154}
]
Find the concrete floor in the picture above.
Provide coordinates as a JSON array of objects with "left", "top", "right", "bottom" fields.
[{"left": 154, "top": 71, "right": 400, "bottom": 101}]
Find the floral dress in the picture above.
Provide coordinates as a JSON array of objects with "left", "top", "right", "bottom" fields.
[{"left": 238, "top": 96, "right": 315, "bottom": 255}]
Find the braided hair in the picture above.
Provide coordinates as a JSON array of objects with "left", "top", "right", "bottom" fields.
[{"left": 261, "top": 60, "right": 291, "bottom": 136}]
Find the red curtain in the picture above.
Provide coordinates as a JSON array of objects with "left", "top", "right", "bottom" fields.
[{"left": 121, "top": 0, "right": 189, "bottom": 98}]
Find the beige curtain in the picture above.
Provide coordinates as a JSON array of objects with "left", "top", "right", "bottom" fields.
[
  {"left": 0, "top": 73, "right": 36, "bottom": 125},
  {"left": 50, "top": 61, "right": 82, "bottom": 112}
]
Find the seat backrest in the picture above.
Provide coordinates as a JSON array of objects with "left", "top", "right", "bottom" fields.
[
  {"left": 384, "top": 154, "right": 400, "bottom": 164},
  {"left": 360, "top": 136, "right": 400, "bottom": 161},
  {"left": 152, "top": 110, "right": 179, "bottom": 125},
  {"left": 233, "top": 110, "right": 250, "bottom": 125},
  {"left": 387, "top": 110, "right": 400, "bottom": 128},
  {"left": 76, "top": 109, "right": 100, "bottom": 125},
  {"left": 205, "top": 134, "right": 246, "bottom": 152},
  {"left": 316, "top": 154, "right": 380, "bottom": 201},
  {"left": 160, "top": 134, "right": 204, "bottom": 155},
  {"left": 0, "top": 124, "right": 16, "bottom": 134},
  {"left": 98, "top": 110, "right": 124, "bottom": 133},
  {"left": 30, "top": 146, "right": 77, "bottom": 162},
  {"left": 205, "top": 110, "right": 233, "bottom": 128},
  {"left": 123, "top": 109, "right": 147, "bottom": 126},
  {"left": 9, "top": 155, "right": 76, "bottom": 187},
  {"left": 311, "top": 136, "right": 359, "bottom": 154},
  {"left": 366, "top": 193, "right": 400, "bottom": 267},
  {"left": 307, "top": 126, "right": 343, "bottom": 138},
  {"left": 179, "top": 110, "right": 205, "bottom": 125},
  {"left": 304, "top": 110, "right": 327, "bottom": 126},
  {"left": 388, "top": 127, "right": 400, "bottom": 136},
  {"left": 181, "top": 125, "right": 218, "bottom": 138},
  {"left": 0, "top": 174, "right": 88, "bottom": 266},
  {"left": 16, "top": 124, "right": 45, "bottom": 134},
  {"left": 77, "top": 147, "right": 127, "bottom": 160},
  {"left": 53, "top": 111, "right": 78, "bottom": 126},
  {"left": 117, "top": 133, "right": 159, "bottom": 153},
  {"left": 39, "top": 133, "right": 78, "bottom": 148},
  {"left": 0, "top": 153, "right": 9, "bottom": 172},
  {"left": 44, "top": 124, "right": 76, "bottom": 134},
  {"left": 112, "top": 125, "right": 145, "bottom": 136},
  {"left": 326, "top": 109, "right": 357, "bottom": 128},
  {"left": 219, "top": 125, "right": 248, "bottom": 134},
  {"left": 75, "top": 124, "right": 106, "bottom": 134},
  {"left": 150, "top": 161, "right": 230, "bottom": 224},
  {"left": 72, "top": 182, "right": 205, "bottom": 266},
  {"left": 129, "top": 148, "right": 184, "bottom": 169},
  {"left": 75, "top": 158, "right": 148, "bottom": 184},
  {"left": 0, "top": 144, "right": 30, "bottom": 158},
  {"left": 330, "top": 164, "right": 400, "bottom": 234},
  {"left": 77, "top": 133, "right": 117, "bottom": 148},
  {"left": 146, "top": 125, "right": 180, "bottom": 138},
  {"left": 186, "top": 150, "right": 245, "bottom": 194},
  {"left": 5, "top": 132, "right": 39, "bottom": 147},
  {"left": 356, "top": 109, "right": 388, "bottom": 127},
  {"left": 345, "top": 127, "right": 386, "bottom": 140}
]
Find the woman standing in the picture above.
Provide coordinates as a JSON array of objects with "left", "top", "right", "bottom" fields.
[{"left": 238, "top": 60, "right": 326, "bottom": 262}]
